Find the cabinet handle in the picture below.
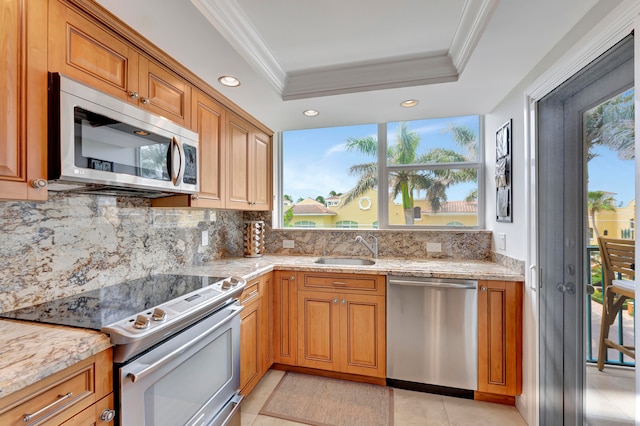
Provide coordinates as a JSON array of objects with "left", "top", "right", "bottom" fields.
[
  {"left": 30, "top": 179, "right": 47, "bottom": 189},
  {"left": 341, "top": 298, "right": 346, "bottom": 304},
  {"left": 333, "top": 298, "right": 339, "bottom": 303},
  {"left": 481, "top": 286, "right": 487, "bottom": 292},
  {"left": 331, "top": 281, "right": 347, "bottom": 286},
  {"left": 100, "top": 408, "right": 116, "bottom": 422},
  {"left": 141, "top": 97, "right": 150, "bottom": 105},
  {"left": 129, "top": 91, "right": 139, "bottom": 100},
  {"left": 289, "top": 276, "right": 295, "bottom": 281},
  {"left": 23, "top": 392, "right": 73, "bottom": 422}
]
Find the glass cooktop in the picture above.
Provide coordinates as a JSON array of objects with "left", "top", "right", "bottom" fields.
[{"left": 0, "top": 274, "right": 228, "bottom": 330}]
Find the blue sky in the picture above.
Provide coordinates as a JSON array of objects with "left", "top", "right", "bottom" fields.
[
  {"left": 283, "top": 116, "right": 479, "bottom": 202},
  {"left": 588, "top": 144, "right": 635, "bottom": 206}
]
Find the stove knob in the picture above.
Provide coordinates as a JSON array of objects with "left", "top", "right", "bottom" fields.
[
  {"left": 133, "top": 315, "right": 150, "bottom": 329},
  {"left": 221, "top": 280, "right": 231, "bottom": 290},
  {"left": 151, "top": 308, "right": 166, "bottom": 322},
  {"left": 230, "top": 278, "right": 239, "bottom": 286}
]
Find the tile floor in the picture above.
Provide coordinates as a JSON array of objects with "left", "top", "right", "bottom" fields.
[
  {"left": 240, "top": 370, "right": 528, "bottom": 426},
  {"left": 585, "top": 364, "right": 635, "bottom": 425}
]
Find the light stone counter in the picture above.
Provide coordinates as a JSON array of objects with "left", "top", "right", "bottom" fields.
[
  {"left": 0, "top": 319, "right": 112, "bottom": 399},
  {"left": 175, "top": 255, "right": 525, "bottom": 282}
]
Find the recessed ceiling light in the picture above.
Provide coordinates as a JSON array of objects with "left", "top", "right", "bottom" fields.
[
  {"left": 303, "top": 109, "right": 319, "bottom": 117},
  {"left": 218, "top": 76, "right": 241, "bottom": 87},
  {"left": 401, "top": 99, "right": 419, "bottom": 108}
]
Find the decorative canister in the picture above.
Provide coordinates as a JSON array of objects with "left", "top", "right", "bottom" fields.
[{"left": 244, "top": 221, "right": 265, "bottom": 257}]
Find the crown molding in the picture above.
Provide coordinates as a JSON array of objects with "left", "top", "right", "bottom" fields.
[
  {"left": 449, "top": 0, "right": 499, "bottom": 73},
  {"left": 283, "top": 54, "right": 458, "bottom": 100},
  {"left": 192, "top": 0, "right": 491, "bottom": 100},
  {"left": 190, "top": 0, "right": 287, "bottom": 93}
]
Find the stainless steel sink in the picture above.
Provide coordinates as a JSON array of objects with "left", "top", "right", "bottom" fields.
[{"left": 314, "top": 257, "right": 375, "bottom": 266}]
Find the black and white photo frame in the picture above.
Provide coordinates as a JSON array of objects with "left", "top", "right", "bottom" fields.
[{"left": 496, "top": 120, "right": 512, "bottom": 222}]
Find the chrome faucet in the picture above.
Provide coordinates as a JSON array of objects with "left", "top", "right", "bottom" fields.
[{"left": 355, "top": 235, "right": 378, "bottom": 259}]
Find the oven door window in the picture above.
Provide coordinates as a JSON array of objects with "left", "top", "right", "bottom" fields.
[
  {"left": 74, "top": 107, "right": 171, "bottom": 181},
  {"left": 143, "top": 329, "right": 232, "bottom": 425}
]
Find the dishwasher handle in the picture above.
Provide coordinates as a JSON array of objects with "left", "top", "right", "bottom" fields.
[{"left": 387, "top": 277, "right": 477, "bottom": 290}]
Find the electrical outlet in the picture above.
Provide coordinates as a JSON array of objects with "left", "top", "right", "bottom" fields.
[
  {"left": 201, "top": 230, "right": 209, "bottom": 246},
  {"left": 209, "top": 211, "right": 217, "bottom": 222},
  {"left": 283, "top": 240, "right": 295, "bottom": 249},
  {"left": 497, "top": 233, "right": 506, "bottom": 250},
  {"left": 426, "top": 242, "right": 442, "bottom": 252}
]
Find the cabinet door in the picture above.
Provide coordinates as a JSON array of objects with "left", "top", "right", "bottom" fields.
[
  {"left": 273, "top": 272, "right": 298, "bottom": 365},
  {"left": 191, "top": 91, "right": 226, "bottom": 207},
  {"left": 297, "top": 290, "right": 341, "bottom": 372},
  {"left": 261, "top": 273, "right": 273, "bottom": 371},
  {"left": 226, "top": 113, "right": 252, "bottom": 209},
  {"left": 48, "top": 0, "right": 138, "bottom": 102},
  {"left": 477, "top": 280, "right": 523, "bottom": 396},
  {"left": 0, "top": 0, "right": 48, "bottom": 201},
  {"left": 249, "top": 129, "right": 272, "bottom": 210},
  {"left": 340, "top": 294, "right": 386, "bottom": 378},
  {"left": 138, "top": 58, "right": 191, "bottom": 127},
  {"left": 240, "top": 297, "right": 261, "bottom": 394}
]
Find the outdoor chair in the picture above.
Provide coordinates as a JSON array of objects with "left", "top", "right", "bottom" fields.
[{"left": 596, "top": 237, "right": 635, "bottom": 371}]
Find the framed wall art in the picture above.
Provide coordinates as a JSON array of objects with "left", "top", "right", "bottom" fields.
[{"left": 496, "top": 119, "right": 512, "bottom": 222}]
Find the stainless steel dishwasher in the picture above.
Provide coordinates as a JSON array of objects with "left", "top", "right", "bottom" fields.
[{"left": 387, "top": 275, "right": 478, "bottom": 395}]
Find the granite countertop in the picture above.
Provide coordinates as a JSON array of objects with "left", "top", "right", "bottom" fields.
[
  {"left": 175, "top": 255, "right": 526, "bottom": 283},
  {"left": 0, "top": 319, "right": 112, "bottom": 400},
  {"left": 0, "top": 254, "right": 523, "bottom": 400}
]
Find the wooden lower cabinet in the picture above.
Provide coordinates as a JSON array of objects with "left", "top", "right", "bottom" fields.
[
  {"left": 239, "top": 273, "right": 272, "bottom": 395},
  {"left": 272, "top": 271, "right": 298, "bottom": 365},
  {"left": 0, "top": 348, "right": 114, "bottom": 425},
  {"left": 297, "top": 290, "right": 386, "bottom": 378},
  {"left": 477, "top": 280, "right": 523, "bottom": 398}
]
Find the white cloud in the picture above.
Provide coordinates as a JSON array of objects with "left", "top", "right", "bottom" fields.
[{"left": 324, "top": 143, "right": 347, "bottom": 157}]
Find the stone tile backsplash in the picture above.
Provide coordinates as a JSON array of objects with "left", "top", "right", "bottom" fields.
[{"left": 0, "top": 193, "right": 243, "bottom": 313}]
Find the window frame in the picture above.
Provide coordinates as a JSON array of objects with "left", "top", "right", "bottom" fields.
[{"left": 274, "top": 117, "right": 485, "bottom": 230}]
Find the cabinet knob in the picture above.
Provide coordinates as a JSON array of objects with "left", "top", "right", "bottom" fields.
[
  {"left": 341, "top": 298, "right": 346, "bottom": 304},
  {"left": 290, "top": 276, "right": 295, "bottom": 281},
  {"left": 30, "top": 179, "right": 47, "bottom": 189},
  {"left": 481, "top": 286, "right": 487, "bottom": 292},
  {"left": 129, "top": 91, "right": 139, "bottom": 100},
  {"left": 100, "top": 408, "right": 116, "bottom": 422},
  {"left": 141, "top": 97, "right": 150, "bottom": 105},
  {"left": 333, "top": 298, "right": 339, "bottom": 304}
]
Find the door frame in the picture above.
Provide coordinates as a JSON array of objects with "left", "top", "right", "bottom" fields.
[{"left": 523, "top": 3, "right": 640, "bottom": 425}]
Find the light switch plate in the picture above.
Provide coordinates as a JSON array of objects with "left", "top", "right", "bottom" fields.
[
  {"left": 497, "top": 233, "right": 506, "bottom": 250},
  {"left": 202, "top": 230, "right": 209, "bottom": 246},
  {"left": 283, "top": 240, "right": 295, "bottom": 249}
]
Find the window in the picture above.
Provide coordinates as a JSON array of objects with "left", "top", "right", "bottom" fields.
[
  {"left": 280, "top": 116, "right": 481, "bottom": 229},
  {"left": 336, "top": 220, "right": 359, "bottom": 228},
  {"left": 293, "top": 220, "right": 316, "bottom": 228}
]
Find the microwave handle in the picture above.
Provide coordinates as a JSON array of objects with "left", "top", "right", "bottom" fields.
[{"left": 169, "top": 136, "right": 183, "bottom": 186}]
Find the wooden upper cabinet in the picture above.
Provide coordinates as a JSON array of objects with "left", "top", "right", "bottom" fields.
[
  {"left": 138, "top": 58, "right": 191, "bottom": 127},
  {"left": 477, "top": 280, "right": 523, "bottom": 397},
  {"left": 0, "top": 0, "right": 48, "bottom": 201},
  {"left": 226, "top": 113, "right": 272, "bottom": 211},
  {"left": 49, "top": 0, "right": 192, "bottom": 127},
  {"left": 49, "top": 0, "right": 137, "bottom": 101}
]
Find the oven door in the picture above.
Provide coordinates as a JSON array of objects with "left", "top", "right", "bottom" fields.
[{"left": 119, "top": 303, "right": 243, "bottom": 426}]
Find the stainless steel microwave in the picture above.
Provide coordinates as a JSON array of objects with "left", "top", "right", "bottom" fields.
[{"left": 47, "top": 73, "right": 199, "bottom": 198}]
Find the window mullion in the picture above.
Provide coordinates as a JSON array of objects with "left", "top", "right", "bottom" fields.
[{"left": 377, "top": 123, "right": 389, "bottom": 229}]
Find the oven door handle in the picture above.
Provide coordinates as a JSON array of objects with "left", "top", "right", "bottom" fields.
[{"left": 127, "top": 304, "right": 243, "bottom": 383}]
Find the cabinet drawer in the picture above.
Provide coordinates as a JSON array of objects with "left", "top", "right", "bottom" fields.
[
  {"left": 240, "top": 278, "right": 263, "bottom": 304},
  {"left": 299, "top": 272, "right": 384, "bottom": 295},
  {"left": 0, "top": 349, "right": 112, "bottom": 426}
]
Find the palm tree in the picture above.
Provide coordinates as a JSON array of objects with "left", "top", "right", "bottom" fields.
[
  {"left": 585, "top": 89, "right": 634, "bottom": 161},
  {"left": 588, "top": 190, "right": 616, "bottom": 241},
  {"left": 343, "top": 122, "right": 477, "bottom": 224}
]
